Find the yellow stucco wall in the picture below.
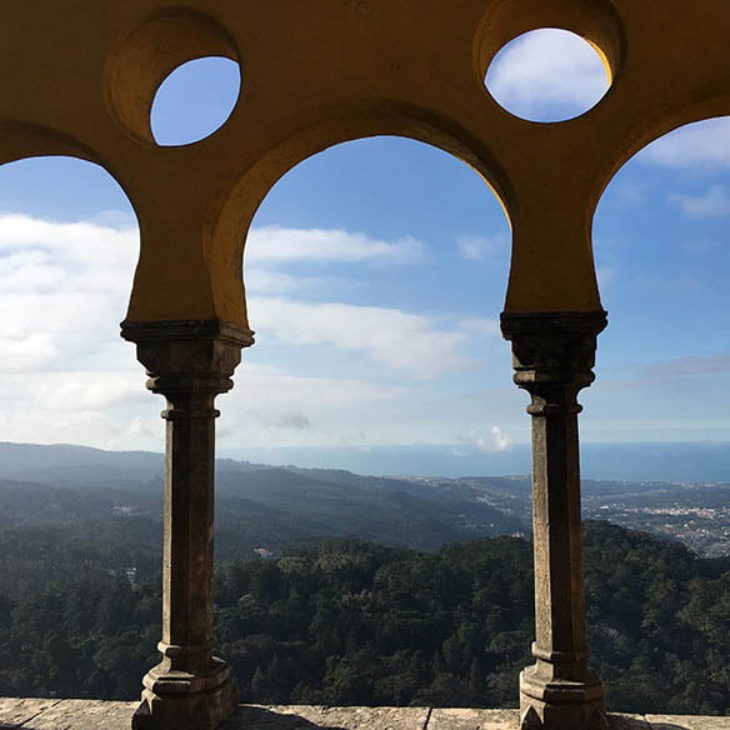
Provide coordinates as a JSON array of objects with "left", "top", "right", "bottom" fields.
[{"left": 1, "top": 1, "right": 728, "bottom": 327}]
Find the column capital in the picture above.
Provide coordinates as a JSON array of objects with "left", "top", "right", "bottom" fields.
[
  {"left": 120, "top": 319, "right": 255, "bottom": 397},
  {"left": 500, "top": 311, "right": 607, "bottom": 392}
]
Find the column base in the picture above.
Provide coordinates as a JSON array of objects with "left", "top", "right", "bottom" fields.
[
  {"left": 519, "top": 665, "right": 608, "bottom": 730},
  {"left": 132, "top": 657, "right": 238, "bottom": 730}
]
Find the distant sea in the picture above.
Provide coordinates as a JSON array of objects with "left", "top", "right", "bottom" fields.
[
  {"left": 223, "top": 441, "right": 730, "bottom": 483},
  {"left": 1, "top": 440, "right": 727, "bottom": 483}
]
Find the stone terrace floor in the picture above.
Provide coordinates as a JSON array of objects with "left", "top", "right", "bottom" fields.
[{"left": 1, "top": 700, "right": 729, "bottom": 730}]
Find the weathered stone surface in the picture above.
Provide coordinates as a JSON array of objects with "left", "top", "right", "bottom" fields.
[
  {"left": 15, "top": 700, "right": 135, "bottom": 729},
  {"left": 122, "top": 321, "right": 250, "bottom": 730},
  {"left": 223, "top": 705, "right": 430, "bottom": 729},
  {"left": 645, "top": 716, "right": 730, "bottom": 730},
  {"left": 502, "top": 312, "right": 609, "bottom": 730},
  {"left": 0, "top": 698, "right": 60, "bottom": 727},
  {"left": 608, "top": 715, "right": 652, "bottom": 730},
  {"left": 1, "top": 701, "right": 727, "bottom": 730},
  {"left": 427, "top": 708, "right": 519, "bottom": 728}
]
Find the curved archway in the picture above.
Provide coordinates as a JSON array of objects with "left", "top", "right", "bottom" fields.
[
  {"left": 0, "top": 122, "right": 98, "bottom": 168},
  {"left": 221, "top": 135, "right": 525, "bottom": 477},
  {"left": 590, "top": 116, "right": 730, "bottom": 475},
  {"left": 0, "top": 154, "right": 163, "bottom": 701},
  {"left": 591, "top": 108, "right": 730, "bottom": 221},
  {"left": 0, "top": 155, "right": 144, "bottom": 448},
  {"left": 206, "top": 107, "right": 515, "bottom": 328}
]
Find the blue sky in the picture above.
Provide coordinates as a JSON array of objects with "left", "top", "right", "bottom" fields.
[{"left": 0, "top": 30, "right": 728, "bottom": 472}]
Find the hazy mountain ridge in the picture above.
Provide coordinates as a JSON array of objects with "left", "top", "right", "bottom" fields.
[
  {"left": 3, "top": 439, "right": 730, "bottom": 483},
  {"left": 0, "top": 442, "right": 728, "bottom": 557}
]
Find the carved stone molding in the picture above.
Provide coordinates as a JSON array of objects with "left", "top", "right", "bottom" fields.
[
  {"left": 501, "top": 311, "right": 607, "bottom": 393},
  {"left": 121, "top": 319, "right": 254, "bottom": 396}
]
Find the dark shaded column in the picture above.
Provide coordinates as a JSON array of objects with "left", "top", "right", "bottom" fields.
[
  {"left": 501, "top": 311, "right": 608, "bottom": 730},
  {"left": 121, "top": 320, "right": 254, "bottom": 730}
]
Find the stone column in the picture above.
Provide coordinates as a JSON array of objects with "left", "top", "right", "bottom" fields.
[
  {"left": 121, "top": 320, "right": 254, "bottom": 730},
  {"left": 501, "top": 311, "right": 608, "bottom": 730}
]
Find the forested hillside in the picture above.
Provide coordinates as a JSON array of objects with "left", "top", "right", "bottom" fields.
[{"left": 1, "top": 522, "right": 728, "bottom": 715}]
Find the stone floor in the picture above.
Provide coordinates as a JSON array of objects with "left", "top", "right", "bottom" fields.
[{"left": 0, "top": 699, "right": 728, "bottom": 730}]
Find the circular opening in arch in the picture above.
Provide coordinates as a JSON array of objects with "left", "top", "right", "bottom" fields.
[
  {"left": 151, "top": 56, "right": 241, "bottom": 146},
  {"left": 485, "top": 28, "right": 610, "bottom": 123}
]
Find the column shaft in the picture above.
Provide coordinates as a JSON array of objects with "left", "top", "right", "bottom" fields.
[
  {"left": 122, "top": 320, "right": 253, "bottom": 730},
  {"left": 161, "top": 390, "right": 218, "bottom": 672},
  {"left": 530, "top": 385, "right": 587, "bottom": 676},
  {"left": 501, "top": 312, "right": 608, "bottom": 730}
]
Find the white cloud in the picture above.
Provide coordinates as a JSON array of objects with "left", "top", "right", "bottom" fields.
[
  {"left": 0, "top": 213, "right": 511, "bottom": 452},
  {"left": 0, "top": 214, "right": 138, "bottom": 373},
  {"left": 248, "top": 296, "right": 471, "bottom": 378},
  {"left": 0, "top": 371, "right": 158, "bottom": 449},
  {"left": 223, "top": 372, "right": 408, "bottom": 447},
  {"left": 596, "top": 266, "right": 616, "bottom": 289},
  {"left": 254, "top": 411, "right": 313, "bottom": 431},
  {"left": 246, "top": 226, "right": 425, "bottom": 264},
  {"left": 489, "top": 425, "right": 512, "bottom": 451},
  {"left": 0, "top": 214, "right": 137, "bottom": 277},
  {"left": 86, "top": 208, "right": 139, "bottom": 229},
  {"left": 458, "top": 318, "right": 500, "bottom": 336},
  {"left": 232, "top": 372, "right": 403, "bottom": 410},
  {"left": 669, "top": 185, "right": 730, "bottom": 218},
  {"left": 0, "top": 327, "right": 59, "bottom": 371},
  {"left": 456, "top": 234, "right": 506, "bottom": 261},
  {"left": 0, "top": 362, "right": 414, "bottom": 451},
  {"left": 640, "top": 117, "right": 730, "bottom": 169},
  {"left": 245, "top": 267, "right": 333, "bottom": 294},
  {"left": 222, "top": 367, "right": 528, "bottom": 450},
  {"left": 38, "top": 374, "right": 144, "bottom": 411},
  {"left": 486, "top": 29, "right": 609, "bottom": 120},
  {"left": 645, "top": 355, "right": 730, "bottom": 379},
  {"left": 458, "top": 426, "right": 512, "bottom": 453},
  {"left": 613, "top": 181, "right": 647, "bottom": 207},
  {"left": 0, "top": 214, "right": 151, "bottom": 448}
]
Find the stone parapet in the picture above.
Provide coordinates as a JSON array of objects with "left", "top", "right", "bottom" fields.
[{"left": 1, "top": 700, "right": 729, "bottom": 730}]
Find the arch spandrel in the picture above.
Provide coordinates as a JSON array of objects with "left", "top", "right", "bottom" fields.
[{"left": 0, "top": 0, "right": 729, "bottom": 324}]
